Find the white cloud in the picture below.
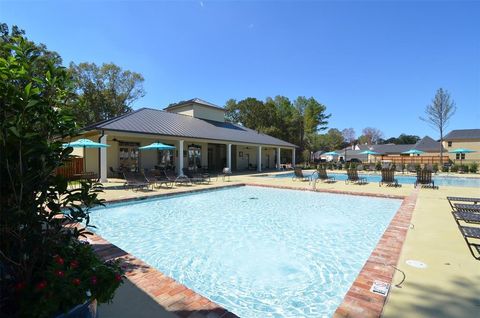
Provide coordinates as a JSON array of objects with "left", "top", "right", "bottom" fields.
[
  {"left": 199, "top": 1, "right": 204, "bottom": 7},
  {"left": 248, "top": 23, "right": 254, "bottom": 29}
]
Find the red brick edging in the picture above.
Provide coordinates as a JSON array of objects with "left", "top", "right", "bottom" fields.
[
  {"left": 89, "top": 183, "right": 417, "bottom": 318},
  {"left": 334, "top": 189, "right": 418, "bottom": 318}
]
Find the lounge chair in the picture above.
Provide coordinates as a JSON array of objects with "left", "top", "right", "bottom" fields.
[
  {"left": 453, "top": 203, "right": 480, "bottom": 213},
  {"left": 457, "top": 225, "right": 480, "bottom": 260},
  {"left": 123, "top": 171, "right": 150, "bottom": 191},
  {"left": 164, "top": 170, "right": 192, "bottom": 186},
  {"left": 414, "top": 169, "right": 437, "bottom": 189},
  {"left": 292, "top": 167, "right": 310, "bottom": 182},
  {"left": 182, "top": 168, "right": 210, "bottom": 184},
  {"left": 447, "top": 196, "right": 480, "bottom": 210},
  {"left": 314, "top": 167, "right": 335, "bottom": 184},
  {"left": 453, "top": 211, "right": 480, "bottom": 224},
  {"left": 144, "top": 170, "right": 174, "bottom": 188},
  {"left": 379, "top": 169, "right": 399, "bottom": 187},
  {"left": 345, "top": 169, "right": 367, "bottom": 185}
]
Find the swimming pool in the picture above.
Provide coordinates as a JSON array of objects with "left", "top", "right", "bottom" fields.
[
  {"left": 267, "top": 171, "right": 480, "bottom": 187},
  {"left": 91, "top": 186, "right": 401, "bottom": 317}
]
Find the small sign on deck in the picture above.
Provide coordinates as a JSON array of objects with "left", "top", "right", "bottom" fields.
[{"left": 370, "top": 280, "right": 390, "bottom": 296}]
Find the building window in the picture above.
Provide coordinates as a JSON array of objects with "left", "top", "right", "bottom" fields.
[
  {"left": 119, "top": 142, "right": 140, "bottom": 172},
  {"left": 456, "top": 153, "right": 465, "bottom": 160},
  {"left": 188, "top": 144, "right": 202, "bottom": 169},
  {"left": 447, "top": 141, "right": 452, "bottom": 147},
  {"left": 157, "top": 146, "right": 175, "bottom": 170}
]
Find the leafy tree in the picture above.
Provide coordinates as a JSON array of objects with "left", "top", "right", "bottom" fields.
[
  {"left": 67, "top": 62, "right": 146, "bottom": 127},
  {"left": 316, "top": 128, "right": 344, "bottom": 151},
  {"left": 420, "top": 88, "right": 456, "bottom": 164},
  {"left": 225, "top": 95, "right": 330, "bottom": 162},
  {"left": 384, "top": 134, "right": 420, "bottom": 144}
]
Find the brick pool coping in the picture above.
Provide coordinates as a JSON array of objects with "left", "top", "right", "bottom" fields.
[{"left": 88, "top": 183, "right": 417, "bottom": 318}]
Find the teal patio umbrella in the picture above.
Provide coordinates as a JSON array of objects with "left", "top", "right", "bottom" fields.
[
  {"left": 449, "top": 148, "right": 476, "bottom": 165},
  {"left": 402, "top": 149, "right": 425, "bottom": 155},
  {"left": 62, "top": 138, "right": 110, "bottom": 173},
  {"left": 359, "top": 150, "right": 380, "bottom": 163},
  {"left": 323, "top": 151, "right": 340, "bottom": 156},
  {"left": 359, "top": 150, "right": 380, "bottom": 155},
  {"left": 139, "top": 142, "right": 176, "bottom": 170},
  {"left": 139, "top": 142, "right": 176, "bottom": 150}
]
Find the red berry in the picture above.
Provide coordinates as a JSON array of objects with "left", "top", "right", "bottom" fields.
[
  {"left": 53, "top": 255, "right": 64, "bottom": 265},
  {"left": 70, "top": 260, "right": 79, "bottom": 269},
  {"left": 54, "top": 270, "right": 65, "bottom": 277},
  {"left": 36, "top": 281, "right": 47, "bottom": 290},
  {"left": 72, "top": 278, "right": 81, "bottom": 286},
  {"left": 114, "top": 273, "right": 122, "bottom": 282},
  {"left": 90, "top": 276, "right": 97, "bottom": 285},
  {"left": 14, "top": 282, "right": 26, "bottom": 292}
]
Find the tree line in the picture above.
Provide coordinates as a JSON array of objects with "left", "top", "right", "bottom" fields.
[{"left": 2, "top": 23, "right": 456, "bottom": 164}]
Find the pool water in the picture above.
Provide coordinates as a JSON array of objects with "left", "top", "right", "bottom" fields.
[
  {"left": 269, "top": 171, "right": 480, "bottom": 187},
  {"left": 91, "top": 186, "right": 401, "bottom": 317}
]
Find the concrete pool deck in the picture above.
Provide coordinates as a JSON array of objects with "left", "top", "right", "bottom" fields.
[{"left": 96, "top": 171, "right": 480, "bottom": 318}]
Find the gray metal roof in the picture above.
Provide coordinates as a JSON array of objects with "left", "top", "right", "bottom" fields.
[
  {"left": 444, "top": 129, "right": 480, "bottom": 141},
  {"left": 88, "top": 108, "right": 296, "bottom": 147},
  {"left": 413, "top": 136, "right": 443, "bottom": 152},
  {"left": 165, "top": 98, "right": 224, "bottom": 111},
  {"left": 371, "top": 143, "right": 412, "bottom": 154}
]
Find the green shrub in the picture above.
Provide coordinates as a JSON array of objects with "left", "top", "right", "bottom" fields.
[
  {"left": 432, "top": 163, "right": 439, "bottom": 173},
  {"left": 415, "top": 164, "right": 421, "bottom": 171},
  {"left": 469, "top": 162, "right": 478, "bottom": 173},
  {"left": 375, "top": 162, "right": 381, "bottom": 171},
  {"left": 0, "top": 27, "right": 123, "bottom": 317},
  {"left": 441, "top": 165, "right": 449, "bottom": 173},
  {"left": 451, "top": 164, "right": 458, "bottom": 172}
]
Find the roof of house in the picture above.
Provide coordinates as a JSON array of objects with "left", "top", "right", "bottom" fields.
[
  {"left": 164, "top": 98, "right": 225, "bottom": 111},
  {"left": 444, "top": 129, "right": 480, "bottom": 141},
  {"left": 413, "top": 136, "right": 443, "bottom": 152},
  {"left": 86, "top": 108, "right": 296, "bottom": 147},
  {"left": 371, "top": 136, "right": 442, "bottom": 154}
]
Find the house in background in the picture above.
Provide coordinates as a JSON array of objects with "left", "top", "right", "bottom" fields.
[
  {"left": 443, "top": 129, "right": 480, "bottom": 163},
  {"left": 69, "top": 98, "right": 297, "bottom": 182}
]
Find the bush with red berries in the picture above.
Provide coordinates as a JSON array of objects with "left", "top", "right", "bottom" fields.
[{"left": 0, "top": 25, "right": 123, "bottom": 317}]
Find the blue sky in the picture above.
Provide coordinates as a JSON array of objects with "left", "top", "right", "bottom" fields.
[{"left": 1, "top": 0, "right": 479, "bottom": 139}]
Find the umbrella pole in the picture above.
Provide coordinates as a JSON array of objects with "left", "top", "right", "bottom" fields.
[{"left": 84, "top": 146, "right": 86, "bottom": 174}]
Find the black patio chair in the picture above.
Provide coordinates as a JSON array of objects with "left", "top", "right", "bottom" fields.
[
  {"left": 379, "top": 169, "right": 399, "bottom": 187},
  {"left": 345, "top": 169, "right": 367, "bottom": 185}
]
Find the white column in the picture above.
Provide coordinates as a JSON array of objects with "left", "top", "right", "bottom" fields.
[
  {"left": 257, "top": 146, "right": 262, "bottom": 172},
  {"left": 100, "top": 134, "right": 108, "bottom": 183},
  {"left": 292, "top": 148, "right": 296, "bottom": 167},
  {"left": 227, "top": 144, "right": 232, "bottom": 170},
  {"left": 277, "top": 147, "right": 281, "bottom": 170},
  {"left": 178, "top": 139, "right": 184, "bottom": 175}
]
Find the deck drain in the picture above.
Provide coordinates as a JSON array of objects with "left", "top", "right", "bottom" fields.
[
  {"left": 406, "top": 260, "right": 427, "bottom": 269},
  {"left": 249, "top": 197, "right": 258, "bottom": 200},
  {"left": 370, "top": 280, "right": 390, "bottom": 296}
]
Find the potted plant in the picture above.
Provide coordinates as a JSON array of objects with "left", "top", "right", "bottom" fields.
[{"left": 0, "top": 25, "right": 123, "bottom": 317}]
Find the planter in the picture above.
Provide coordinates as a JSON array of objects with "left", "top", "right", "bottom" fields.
[{"left": 55, "top": 299, "right": 97, "bottom": 318}]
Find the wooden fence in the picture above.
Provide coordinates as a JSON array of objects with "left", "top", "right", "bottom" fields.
[
  {"left": 378, "top": 155, "right": 447, "bottom": 165},
  {"left": 55, "top": 158, "right": 83, "bottom": 178}
]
